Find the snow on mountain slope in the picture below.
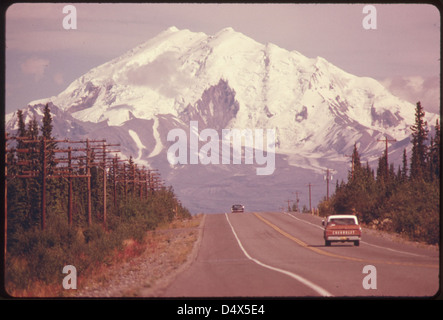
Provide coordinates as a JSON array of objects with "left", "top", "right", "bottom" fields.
[
  {"left": 7, "top": 27, "right": 439, "bottom": 213},
  {"left": 26, "top": 27, "right": 417, "bottom": 125},
  {"left": 147, "top": 116, "right": 164, "bottom": 158}
]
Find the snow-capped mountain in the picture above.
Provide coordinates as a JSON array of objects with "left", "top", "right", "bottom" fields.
[{"left": 6, "top": 27, "right": 439, "bottom": 213}]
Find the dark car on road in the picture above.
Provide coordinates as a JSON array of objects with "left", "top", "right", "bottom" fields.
[{"left": 231, "top": 204, "right": 245, "bottom": 213}]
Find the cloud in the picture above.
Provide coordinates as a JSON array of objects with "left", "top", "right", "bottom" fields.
[
  {"left": 123, "top": 51, "right": 193, "bottom": 97},
  {"left": 20, "top": 57, "right": 50, "bottom": 80},
  {"left": 381, "top": 76, "right": 440, "bottom": 115}
]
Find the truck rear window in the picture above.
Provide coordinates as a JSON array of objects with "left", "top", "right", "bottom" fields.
[{"left": 329, "top": 218, "right": 356, "bottom": 225}]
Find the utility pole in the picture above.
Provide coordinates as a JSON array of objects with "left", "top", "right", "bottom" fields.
[
  {"left": 86, "top": 138, "right": 92, "bottom": 225},
  {"left": 285, "top": 199, "right": 293, "bottom": 212},
  {"left": 94, "top": 141, "right": 120, "bottom": 227},
  {"left": 40, "top": 137, "right": 69, "bottom": 230},
  {"left": 41, "top": 138, "right": 47, "bottom": 230},
  {"left": 324, "top": 169, "right": 333, "bottom": 201},
  {"left": 5, "top": 132, "right": 162, "bottom": 236},
  {"left": 378, "top": 135, "right": 397, "bottom": 178},
  {"left": 111, "top": 154, "right": 126, "bottom": 208},
  {"left": 5, "top": 134, "right": 40, "bottom": 257},
  {"left": 84, "top": 138, "right": 106, "bottom": 225},
  {"left": 305, "top": 183, "right": 317, "bottom": 213},
  {"left": 292, "top": 191, "right": 301, "bottom": 212},
  {"left": 102, "top": 141, "right": 107, "bottom": 227},
  {"left": 68, "top": 147, "right": 73, "bottom": 226},
  {"left": 4, "top": 133, "right": 8, "bottom": 261},
  {"left": 52, "top": 140, "right": 94, "bottom": 227}
]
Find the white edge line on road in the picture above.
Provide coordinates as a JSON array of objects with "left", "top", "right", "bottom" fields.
[
  {"left": 225, "top": 213, "right": 333, "bottom": 297},
  {"left": 285, "top": 212, "right": 425, "bottom": 258}
]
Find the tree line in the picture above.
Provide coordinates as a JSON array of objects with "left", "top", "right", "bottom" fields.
[
  {"left": 5, "top": 104, "right": 191, "bottom": 293},
  {"left": 318, "top": 102, "right": 440, "bottom": 245}
]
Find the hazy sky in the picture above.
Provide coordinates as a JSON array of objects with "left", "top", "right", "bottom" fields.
[{"left": 5, "top": 3, "right": 441, "bottom": 115}]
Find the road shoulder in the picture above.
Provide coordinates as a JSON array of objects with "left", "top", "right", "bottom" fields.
[{"left": 75, "top": 214, "right": 205, "bottom": 297}]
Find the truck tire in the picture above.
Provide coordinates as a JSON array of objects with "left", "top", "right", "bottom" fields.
[{"left": 354, "top": 240, "right": 360, "bottom": 246}]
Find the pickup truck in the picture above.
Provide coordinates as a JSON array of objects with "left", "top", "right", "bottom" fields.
[{"left": 322, "top": 214, "right": 362, "bottom": 246}]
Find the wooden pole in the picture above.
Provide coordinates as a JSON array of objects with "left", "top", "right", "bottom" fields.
[
  {"left": 68, "top": 147, "right": 73, "bottom": 226},
  {"left": 378, "top": 135, "right": 397, "bottom": 178},
  {"left": 308, "top": 183, "right": 312, "bottom": 212},
  {"left": 324, "top": 169, "right": 333, "bottom": 201},
  {"left": 113, "top": 155, "right": 117, "bottom": 208},
  {"left": 4, "top": 133, "right": 8, "bottom": 261},
  {"left": 41, "top": 138, "right": 47, "bottom": 230},
  {"left": 102, "top": 142, "right": 107, "bottom": 227},
  {"left": 86, "top": 139, "right": 92, "bottom": 226}
]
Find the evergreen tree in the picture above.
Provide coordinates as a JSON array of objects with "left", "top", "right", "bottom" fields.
[
  {"left": 17, "top": 110, "right": 34, "bottom": 170},
  {"left": 128, "top": 156, "right": 135, "bottom": 198},
  {"left": 401, "top": 148, "right": 408, "bottom": 181},
  {"left": 16, "top": 109, "right": 27, "bottom": 142},
  {"left": 428, "top": 119, "right": 440, "bottom": 181},
  {"left": 410, "top": 102, "right": 428, "bottom": 180},
  {"left": 73, "top": 157, "right": 88, "bottom": 226},
  {"left": 6, "top": 111, "right": 26, "bottom": 236},
  {"left": 41, "top": 104, "right": 53, "bottom": 141},
  {"left": 41, "top": 104, "right": 58, "bottom": 172},
  {"left": 27, "top": 116, "right": 39, "bottom": 140},
  {"left": 347, "top": 143, "right": 361, "bottom": 182},
  {"left": 90, "top": 164, "right": 103, "bottom": 221},
  {"left": 317, "top": 102, "right": 439, "bottom": 244},
  {"left": 40, "top": 104, "right": 64, "bottom": 225},
  {"left": 24, "top": 115, "right": 42, "bottom": 228},
  {"left": 15, "top": 110, "right": 31, "bottom": 222}
]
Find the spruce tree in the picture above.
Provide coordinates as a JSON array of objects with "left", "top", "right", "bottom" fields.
[
  {"left": 15, "top": 109, "right": 28, "bottom": 181},
  {"left": 24, "top": 115, "right": 42, "bottom": 228},
  {"left": 401, "top": 148, "right": 408, "bottom": 181},
  {"left": 428, "top": 119, "right": 440, "bottom": 181},
  {"left": 6, "top": 110, "right": 26, "bottom": 236},
  {"left": 410, "top": 102, "right": 428, "bottom": 180},
  {"left": 16, "top": 109, "right": 27, "bottom": 141},
  {"left": 27, "top": 116, "right": 39, "bottom": 140},
  {"left": 376, "top": 153, "right": 388, "bottom": 185},
  {"left": 15, "top": 110, "right": 31, "bottom": 223},
  {"left": 41, "top": 103, "right": 58, "bottom": 171},
  {"left": 348, "top": 143, "right": 361, "bottom": 182},
  {"left": 40, "top": 104, "right": 63, "bottom": 224},
  {"left": 41, "top": 103, "right": 53, "bottom": 141}
]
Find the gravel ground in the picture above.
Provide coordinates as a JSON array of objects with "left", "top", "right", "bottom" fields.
[{"left": 74, "top": 215, "right": 205, "bottom": 298}]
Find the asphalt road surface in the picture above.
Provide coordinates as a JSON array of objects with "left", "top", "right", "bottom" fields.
[{"left": 161, "top": 212, "right": 440, "bottom": 298}]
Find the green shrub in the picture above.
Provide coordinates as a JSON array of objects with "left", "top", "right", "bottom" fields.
[{"left": 6, "top": 181, "right": 191, "bottom": 292}]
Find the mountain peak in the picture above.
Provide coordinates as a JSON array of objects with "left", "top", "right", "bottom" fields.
[
  {"left": 167, "top": 26, "right": 180, "bottom": 32},
  {"left": 14, "top": 26, "right": 438, "bottom": 152},
  {"left": 216, "top": 26, "right": 236, "bottom": 34},
  {"left": 7, "top": 26, "right": 440, "bottom": 213}
]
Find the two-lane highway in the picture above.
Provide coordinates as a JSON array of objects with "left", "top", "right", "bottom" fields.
[{"left": 160, "top": 212, "right": 439, "bottom": 297}]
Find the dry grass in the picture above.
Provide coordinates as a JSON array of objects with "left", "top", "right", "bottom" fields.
[
  {"left": 74, "top": 214, "right": 204, "bottom": 297},
  {"left": 6, "top": 214, "right": 204, "bottom": 298},
  {"left": 5, "top": 277, "right": 61, "bottom": 298}
]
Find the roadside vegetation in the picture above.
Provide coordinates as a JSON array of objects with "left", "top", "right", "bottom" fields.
[
  {"left": 318, "top": 102, "right": 440, "bottom": 245},
  {"left": 5, "top": 105, "right": 192, "bottom": 296}
]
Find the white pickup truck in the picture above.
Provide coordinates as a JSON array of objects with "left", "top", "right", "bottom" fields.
[{"left": 322, "top": 214, "right": 362, "bottom": 246}]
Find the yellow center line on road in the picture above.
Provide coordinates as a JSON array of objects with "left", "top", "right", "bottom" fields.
[
  {"left": 225, "top": 213, "right": 333, "bottom": 297},
  {"left": 253, "top": 212, "right": 438, "bottom": 269}
]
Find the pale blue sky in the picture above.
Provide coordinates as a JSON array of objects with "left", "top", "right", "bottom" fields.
[{"left": 5, "top": 3, "right": 441, "bottom": 115}]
